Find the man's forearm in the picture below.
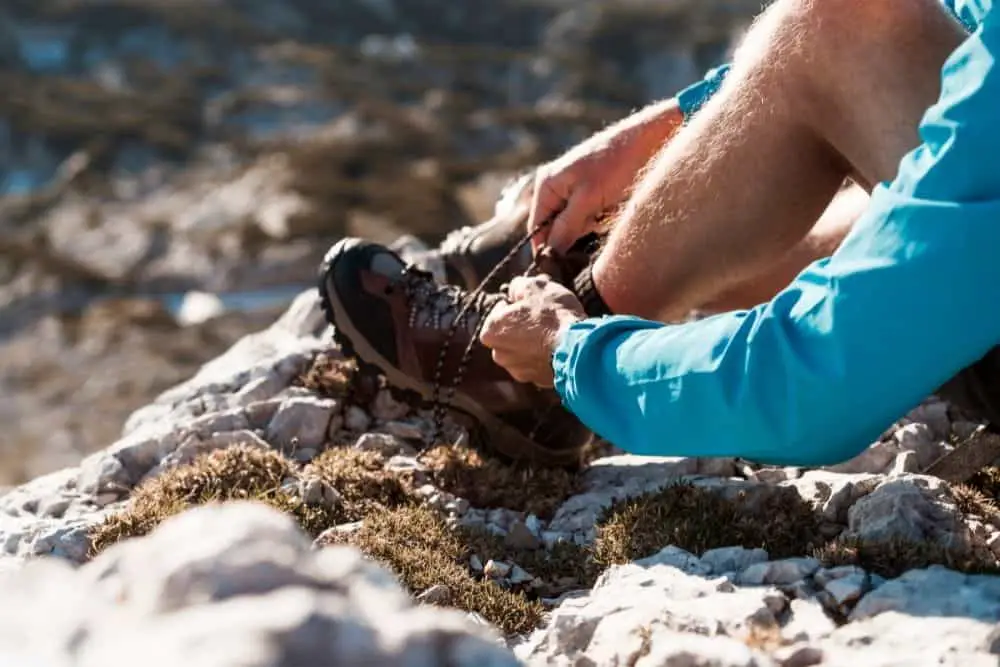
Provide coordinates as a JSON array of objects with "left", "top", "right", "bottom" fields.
[
  {"left": 586, "top": 64, "right": 734, "bottom": 166},
  {"left": 554, "top": 12, "right": 1000, "bottom": 465}
]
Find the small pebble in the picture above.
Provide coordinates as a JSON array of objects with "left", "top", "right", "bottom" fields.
[
  {"left": 484, "top": 560, "right": 512, "bottom": 579},
  {"left": 505, "top": 521, "right": 541, "bottom": 550},
  {"left": 416, "top": 585, "right": 451, "bottom": 605},
  {"left": 469, "top": 555, "right": 484, "bottom": 572},
  {"left": 344, "top": 406, "right": 371, "bottom": 432},
  {"left": 381, "top": 421, "right": 424, "bottom": 440},
  {"left": 509, "top": 565, "right": 535, "bottom": 585}
]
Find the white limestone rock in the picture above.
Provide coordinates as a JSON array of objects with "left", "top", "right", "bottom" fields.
[
  {"left": 736, "top": 558, "right": 820, "bottom": 587},
  {"left": 815, "top": 612, "right": 1000, "bottom": 666},
  {"left": 0, "top": 503, "right": 520, "bottom": 667},
  {"left": 517, "top": 562, "right": 787, "bottom": 665},
  {"left": 354, "top": 433, "right": 416, "bottom": 458},
  {"left": 635, "top": 545, "right": 711, "bottom": 576},
  {"left": 845, "top": 475, "right": 970, "bottom": 547},
  {"left": 851, "top": 567, "right": 1000, "bottom": 622},
  {"left": 701, "top": 547, "right": 770, "bottom": 575},
  {"left": 265, "top": 396, "right": 338, "bottom": 452}
]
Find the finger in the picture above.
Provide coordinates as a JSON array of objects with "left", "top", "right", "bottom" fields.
[
  {"left": 479, "top": 302, "right": 517, "bottom": 349},
  {"left": 506, "top": 275, "right": 539, "bottom": 302},
  {"left": 490, "top": 348, "right": 520, "bottom": 375},
  {"left": 492, "top": 353, "right": 533, "bottom": 383},
  {"left": 527, "top": 172, "right": 566, "bottom": 252},
  {"left": 547, "top": 194, "right": 596, "bottom": 254}
]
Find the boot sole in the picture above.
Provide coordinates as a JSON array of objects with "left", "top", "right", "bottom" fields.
[{"left": 318, "top": 238, "right": 584, "bottom": 467}]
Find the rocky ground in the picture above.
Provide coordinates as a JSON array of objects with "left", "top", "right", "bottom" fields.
[
  {"left": 0, "top": 0, "right": 757, "bottom": 485},
  {"left": 6, "top": 2, "right": 1000, "bottom": 665},
  {"left": 1, "top": 291, "right": 999, "bottom": 666}
]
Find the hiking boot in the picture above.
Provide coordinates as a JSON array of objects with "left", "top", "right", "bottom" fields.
[
  {"left": 391, "top": 172, "right": 536, "bottom": 291},
  {"left": 392, "top": 171, "right": 602, "bottom": 292},
  {"left": 318, "top": 237, "right": 594, "bottom": 467}
]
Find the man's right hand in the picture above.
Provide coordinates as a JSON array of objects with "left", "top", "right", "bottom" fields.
[{"left": 528, "top": 99, "right": 686, "bottom": 254}]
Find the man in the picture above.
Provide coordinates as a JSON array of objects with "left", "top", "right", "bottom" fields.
[{"left": 321, "top": 0, "right": 1000, "bottom": 468}]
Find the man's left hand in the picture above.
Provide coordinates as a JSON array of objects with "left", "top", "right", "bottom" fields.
[{"left": 480, "top": 275, "right": 586, "bottom": 388}]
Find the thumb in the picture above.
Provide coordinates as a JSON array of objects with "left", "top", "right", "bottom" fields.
[{"left": 546, "top": 194, "right": 594, "bottom": 254}]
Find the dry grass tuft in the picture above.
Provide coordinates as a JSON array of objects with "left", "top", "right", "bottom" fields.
[
  {"left": 952, "top": 483, "right": 1000, "bottom": 519},
  {"left": 593, "top": 482, "right": 823, "bottom": 567},
  {"left": 297, "top": 351, "right": 357, "bottom": 399},
  {"left": 89, "top": 445, "right": 419, "bottom": 558},
  {"left": 89, "top": 445, "right": 337, "bottom": 556},
  {"left": 421, "top": 443, "right": 581, "bottom": 519},
  {"left": 321, "top": 505, "right": 547, "bottom": 635},
  {"left": 968, "top": 466, "right": 1000, "bottom": 501},
  {"left": 305, "top": 448, "right": 417, "bottom": 516},
  {"left": 463, "top": 528, "right": 603, "bottom": 596},
  {"left": 815, "top": 536, "right": 1000, "bottom": 580}
]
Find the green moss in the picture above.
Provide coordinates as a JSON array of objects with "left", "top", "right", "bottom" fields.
[
  {"left": 297, "top": 351, "right": 357, "bottom": 399},
  {"left": 321, "top": 505, "right": 546, "bottom": 635},
  {"left": 951, "top": 483, "right": 1000, "bottom": 519},
  {"left": 421, "top": 443, "right": 581, "bottom": 519},
  {"left": 593, "top": 482, "right": 823, "bottom": 566},
  {"left": 815, "top": 536, "right": 1000, "bottom": 580},
  {"left": 89, "top": 445, "right": 419, "bottom": 558},
  {"left": 305, "top": 447, "right": 417, "bottom": 515},
  {"left": 89, "top": 445, "right": 341, "bottom": 556}
]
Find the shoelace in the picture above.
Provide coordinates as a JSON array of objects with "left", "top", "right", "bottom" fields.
[
  {"left": 399, "top": 270, "right": 489, "bottom": 333},
  {"left": 427, "top": 220, "right": 554, "bottom": 442}
]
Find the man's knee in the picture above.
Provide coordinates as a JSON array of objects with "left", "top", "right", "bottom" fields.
[{"left": 733, "top": 0, "right": 957, "bottom": 69}]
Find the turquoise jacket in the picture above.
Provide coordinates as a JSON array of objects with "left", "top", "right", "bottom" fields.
[{"left": 552, "top": 0, "right": 1000, "bottom": 465}]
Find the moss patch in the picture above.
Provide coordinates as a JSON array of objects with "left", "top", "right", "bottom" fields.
[
  {"left": 321, "top": 505, "right": 547, "bottom": 635},
  {"left": 593, "top": 482, "right": 823, "bottom": 567},
  {"left": 89, "top": 445, "right": 418, "bottom": 558},
  {"left": 91, "top": 437, "right": 1000, "bottom": 637},
  {"left": 89, "top": 445, "right": 331, "bottom": 556},
  {"left": 305, "top": 448, "right": 417, "bottom": 516},
  {"left": 968, "top": 466, "right": 1000, "bottom": 501},
  {"left": 464, "top": 529, "right": 603, "bottom": 595},
  {"left": 421, "top": 444, "right": 581, "bottom": 519},
  {"left": 815, "top": 536, "right": 1000, "bottom": 580},
  {"left": 951, "top": 483, "right": 999, "bottom": 519},
  {"left": 297, "top": 351, "right": 356, "bottom": 399}
]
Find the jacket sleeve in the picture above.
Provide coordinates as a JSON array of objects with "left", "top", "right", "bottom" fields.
[
  {"left": 553, "top": 12, "right": 1000, "bottom": 466},
  {"left": 943, "top": 0, "right": 988, "bottom": 31},
  {"left": 676, "top": 64, "right": 731, "bottom": 120}
]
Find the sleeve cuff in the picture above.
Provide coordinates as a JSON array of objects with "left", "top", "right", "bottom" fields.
[
  {"left": 552, "top": 315, "right": 653, "bottom": 407},
  {"left": 676, "top": 64, "right": 732, "bottom": 121},
  {"left": 552, "top": 319, "right": 593, "bottom": 407}
]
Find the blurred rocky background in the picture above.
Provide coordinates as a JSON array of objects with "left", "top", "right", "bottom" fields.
[{"left": 0, "top": 0, "right": 759, "bottom": 485}]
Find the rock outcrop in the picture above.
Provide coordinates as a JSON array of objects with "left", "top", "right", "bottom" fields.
[
  {"left": 0, "top": 288, "right": 999, "bottom": 665},
  {"left": 4, "top": 3, "right": 1000, "bottom": 665}
]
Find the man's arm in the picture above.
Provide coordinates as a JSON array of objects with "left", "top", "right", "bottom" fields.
[
  {"left": 673, "top": 0, "right": 978, "bottom": 125},
  {"left": 553, "top": 12, "right": 1000, "bottom": 466}
]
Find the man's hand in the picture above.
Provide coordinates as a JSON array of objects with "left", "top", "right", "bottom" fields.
[
  {"left": 528, "top": 100, "right": 685, "bottom": 254},
  {"left": 480, "top": 275, "right": 586, "bottom": 388}
]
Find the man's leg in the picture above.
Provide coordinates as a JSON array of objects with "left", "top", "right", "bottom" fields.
[
  {"left": 592, "top": 0, "right": 968, "bottom": 322},
  {"left": 699, "top": 181, "right": 868, "bottom": 313}
]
